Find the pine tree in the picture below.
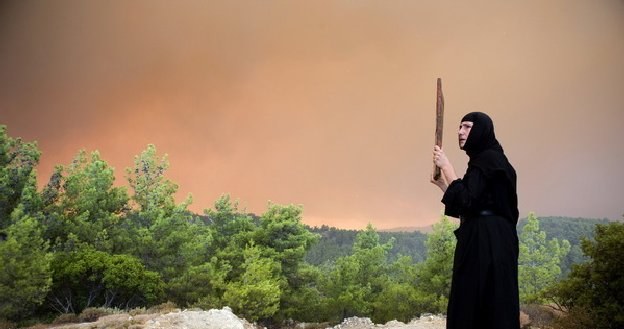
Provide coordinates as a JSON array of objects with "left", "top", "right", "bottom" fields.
[
  {"left": 0, "top": 125, "right": 51, "bottom": 321},
  {"left": 222, "top": 244, "right": 282, "bottom": 322},
  {"left": 415, "top": 214, "right": 458, "bottom": 313},
  {"left": 518, "top": 213, "right": 570, "bottom": 303},
  {"left": 41, "top": 150, "right": 129, "bottom": 252},
  {"left": 124, "top": 145, "right": 197, "bottom": 282},
  {"left": 0, "top": 213, "right": 52, "bottom": 320},
  {"left": 0, "top": 125, "right": 41, "bottom": 230},
  {"left": 321, "top": 224, "right": 393, "bottom": 321}
]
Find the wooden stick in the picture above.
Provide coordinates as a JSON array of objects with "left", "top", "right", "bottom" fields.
[{"left": 433, "top": 78, "right": 444, "bottom": 180}]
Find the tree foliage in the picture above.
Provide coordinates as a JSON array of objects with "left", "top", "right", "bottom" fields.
[
  {"left": 518, "top": 216, "right": 610, "bottom": 275},
  {"left": 124, "top": 145, "right": 199, "bottom": 283},
  {"left": 256, "top": 203, "right": 318, "bottom": 279},
  {"left": 0, "top": 214, "right": 51, "bottom": 320},
  {"left": 0, "top": 125, "right": 41, "bottom": 230},
  {"left": 305, "top": 225, "right": 427, "bottom": 265},
  {"left": 222, "top": 244, "right": 282, "bottom": 322},
  {"left": 0, "top": 126, "right": 51, "bottom": 322},
  {"left": 40, "top": 150, "right": 129, "bottom": 253},
  {"left": 255, "top": 203, "right": 319, "bottom": 321},
  {"left": 203, "top": 195, "right": 257, "bottom": 283},
  {"left": 518, "top": 213, "right": 570, "bottom": 303},
  {"left": 48, "top": 248, "right": 163, "bottom": 313},
  {"left": 415, "top": 215, "right": 457, "bottom": 313},
  {"left": 371, "top": 255, "right": 423, "bottom": 323},
  {"left": 126, "top": 144, "right": 184, "bottom": 215},
  {"left": 168, "top": 258, "right": 231, "bottom": 309},
  {"left": 319, "top": 224, "right": 395, "bottom": 322},
  {"left": 546, "top": 222, "right": 624, "bottom": 329}
]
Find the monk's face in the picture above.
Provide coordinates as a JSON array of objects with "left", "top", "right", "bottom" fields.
[{"left": 458, "top": 121, "right": 473, "bottom": 149}]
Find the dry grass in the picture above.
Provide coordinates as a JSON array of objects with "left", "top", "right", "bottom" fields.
[
  {"left": 521, "top": 304, "right": 562, "bottom": 329},
  {"left": 42, "top": 313, "right": 149, "bottom": 329},
  {"left": 0, "top": 320, "right": 17, "bottom": 329},
  {"left": 21, "top": 303, "right": 180, "bottom": 329}
]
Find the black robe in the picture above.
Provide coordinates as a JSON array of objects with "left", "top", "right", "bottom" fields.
[{"left": 442, "top": 112, "right": 520, "bottom": 329}]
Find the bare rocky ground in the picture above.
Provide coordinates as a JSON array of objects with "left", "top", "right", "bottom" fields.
[{"left": 45, "top": 307, "right": 446, "bottom": 329}]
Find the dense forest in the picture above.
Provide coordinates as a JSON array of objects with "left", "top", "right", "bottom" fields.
[
  {"left": 1, "top": 124, "right": 622, "bottom": 328},
  {"left": 307, "top": 216, "right": 613, "bottom": 276},
  {"left": 304, "top": 226, "right": 428, "bottom": 265}
]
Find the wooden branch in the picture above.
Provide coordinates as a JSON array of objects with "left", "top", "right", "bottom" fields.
[{"left": 433, "top": 78, "right": 444, "bottom": 180}]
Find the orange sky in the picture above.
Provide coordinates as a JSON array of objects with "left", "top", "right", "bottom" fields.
[{"left": 1, "top": 0, "right": 623, "bottom": 229}]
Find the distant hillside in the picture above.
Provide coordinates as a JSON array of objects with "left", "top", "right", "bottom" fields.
[
  {"left": 379, "top": 225, "right": 434, "bottom": 233},
  {"left": 517, "top": 216, "right": 613, "bottom": 244},
  {"left": 305, "top": 216, "right": 618, "bottom": 275},
  {"left": 304, "top": 225, "right": 428, "bottom": 265}
]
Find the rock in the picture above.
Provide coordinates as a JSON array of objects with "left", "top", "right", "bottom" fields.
[
  {"left": 383, "top": 320, "right": 406, "bottom": 327},
  {"left": 143, "top": 307, "right": 248, "bottom": 329},
  {"left": 408, "top": 314, "right": 445, "bottom": 323},
  {"left": 328, "top": 316, "right": 375, "bottom": 329},
  {"left": 386, "top": 320, "right": 405, "bottom": 327}
]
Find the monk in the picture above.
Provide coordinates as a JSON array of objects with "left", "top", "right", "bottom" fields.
[{"left": 431, "top": 112, "right": 520, "bottom": 329}]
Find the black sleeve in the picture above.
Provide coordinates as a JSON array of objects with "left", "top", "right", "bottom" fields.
[{"left": 441, "top": 166, "right": 487, "bottom": 218}]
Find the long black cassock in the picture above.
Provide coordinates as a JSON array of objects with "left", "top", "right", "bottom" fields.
[{"left": 441, "top": 112, "right": 520, "bottom": 329}]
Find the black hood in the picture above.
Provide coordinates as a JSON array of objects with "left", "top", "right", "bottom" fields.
[{"left": 461, "top": 111, "right": 503, "bottom": 157}]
